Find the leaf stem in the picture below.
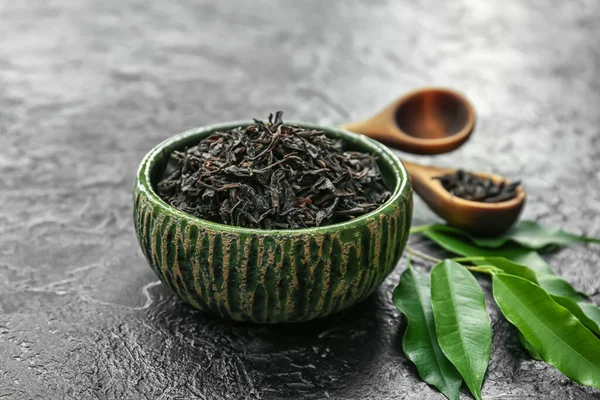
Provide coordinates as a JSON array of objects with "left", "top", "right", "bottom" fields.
[
  {"left": 405, "top": 248, "right": 500, "bottom": 276},
  {"left": 466, "top": 265, "right": 500, "bottom": 275},
  {"left": 410, "top": 224, "right": 435, "bottom": 234},
  {"left": 406, "top": 246, "right": 442, "bottom": 264},
  {"left": 451, "top": 256, "right": 486, "bottom": 264}
]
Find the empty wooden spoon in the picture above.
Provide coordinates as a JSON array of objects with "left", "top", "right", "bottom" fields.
[
  {"left": 341, "top": 87, "right": 476, "bottom": 155},
  {"left": 341, "top": 87, "right": 526, "bottom": 236}
]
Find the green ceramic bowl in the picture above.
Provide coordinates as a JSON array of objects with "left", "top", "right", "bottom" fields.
[{"left": 133, "top": 121, "right": 413, "bottom": 323}]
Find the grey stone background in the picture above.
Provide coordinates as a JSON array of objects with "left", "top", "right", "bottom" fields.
[{"left": 1, "top": 0, "right": 599, "bottom": 399}]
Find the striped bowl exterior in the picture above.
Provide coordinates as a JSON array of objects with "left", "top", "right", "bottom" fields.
[{"left": 133, "top": 121, "right": 413, "bottom": 323}]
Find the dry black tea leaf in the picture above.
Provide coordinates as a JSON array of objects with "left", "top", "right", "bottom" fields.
[
  {"left": 434, "top": 170, "right": 521, "bottom": 203},
  {"left": 157, "top": 112, "right": 391, "bottom": 229}
]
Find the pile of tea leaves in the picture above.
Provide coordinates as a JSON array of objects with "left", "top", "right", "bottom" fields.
[{"left": 157, "top": 112, "right": 391, "bottom": 229}]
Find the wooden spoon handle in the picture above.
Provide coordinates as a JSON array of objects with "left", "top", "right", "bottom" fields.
[
  {"left": 401, "top": 160, "right": 454, "bottom": 201},
  {"left": 341, "top": 119, "right": 398, "bottom": 148}
]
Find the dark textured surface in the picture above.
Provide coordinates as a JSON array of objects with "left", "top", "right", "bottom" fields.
[{"left": 1, "top": 1, "right": 599, "bottom": 399}]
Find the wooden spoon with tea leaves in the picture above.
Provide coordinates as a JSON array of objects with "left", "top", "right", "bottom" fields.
[{"left": 341, "top": 87, "right": 526, "bottom": 236}]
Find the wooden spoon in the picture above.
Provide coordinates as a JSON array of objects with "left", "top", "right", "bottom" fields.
[
  {"left": 341, "top": 87, "right": 476, "bottom": 155},
  {"left": 341, "top": 87, "right": 526, "bottom": 236},
  {"left": 402, "top": 160, "right": 526, "bottom": 236}
]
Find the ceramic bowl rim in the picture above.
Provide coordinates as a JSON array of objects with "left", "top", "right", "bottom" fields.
[{"left": 135, "top": 120, "right": 410, "bottom": 235}]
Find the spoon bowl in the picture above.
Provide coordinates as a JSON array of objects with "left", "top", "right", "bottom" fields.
[
  {"left": 342, "top": 87, "right": 476, "bottom": 155},
  {"left": 402, "top": 160, "right": 526, "bottom": 236}
]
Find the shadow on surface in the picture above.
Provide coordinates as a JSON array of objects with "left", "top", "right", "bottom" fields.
[{"left": 145, "top": 283, "right": 392, "bottom": 398}]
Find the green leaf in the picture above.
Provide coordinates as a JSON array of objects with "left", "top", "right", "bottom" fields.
[
  {"left": 536, "top": 274, "right": 584, "bottom": 302},
  {"left": 422, "top": 228, "right": 553, "bottom": 275},
  {"left": 518, "top": 332, "right": 542, "bottom": 360},
  {"left": 472, "top": 257, "right": 538, "bottom": 283},
  {"left": 500, "top": 250, "right": 553, "bottom": 277},
  {"left": 421, "top": 228, "right": 589, "bottom": 300},
  {"left": 420, "top": 221, "right": 600, "bottom": 250},
  {"left": 580, "top": 302, "right": 600, "bottom": 328},
  {"left": 492, "top": 274, "right": 600, "bottom": 388},
  {"left": 468, "top": 257, "right": 580, "bottom": 301},
  {"left": 393, "top": 267, "right": 462, "bottom": 400},
  {"left": 488, "top": 221, "right": 599, "bottom": 249},
  {"left": 420, "top": 227, "right": 600, "bottom": 338},
  {"left": 431, "top": 260, "right": 492, "bottom": 400},
  {"left": 465, "top": 257, "right": 600, "bottom": 337},
  {"left": 552, "top": 296, "right": 600, "bottom": 336}
]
